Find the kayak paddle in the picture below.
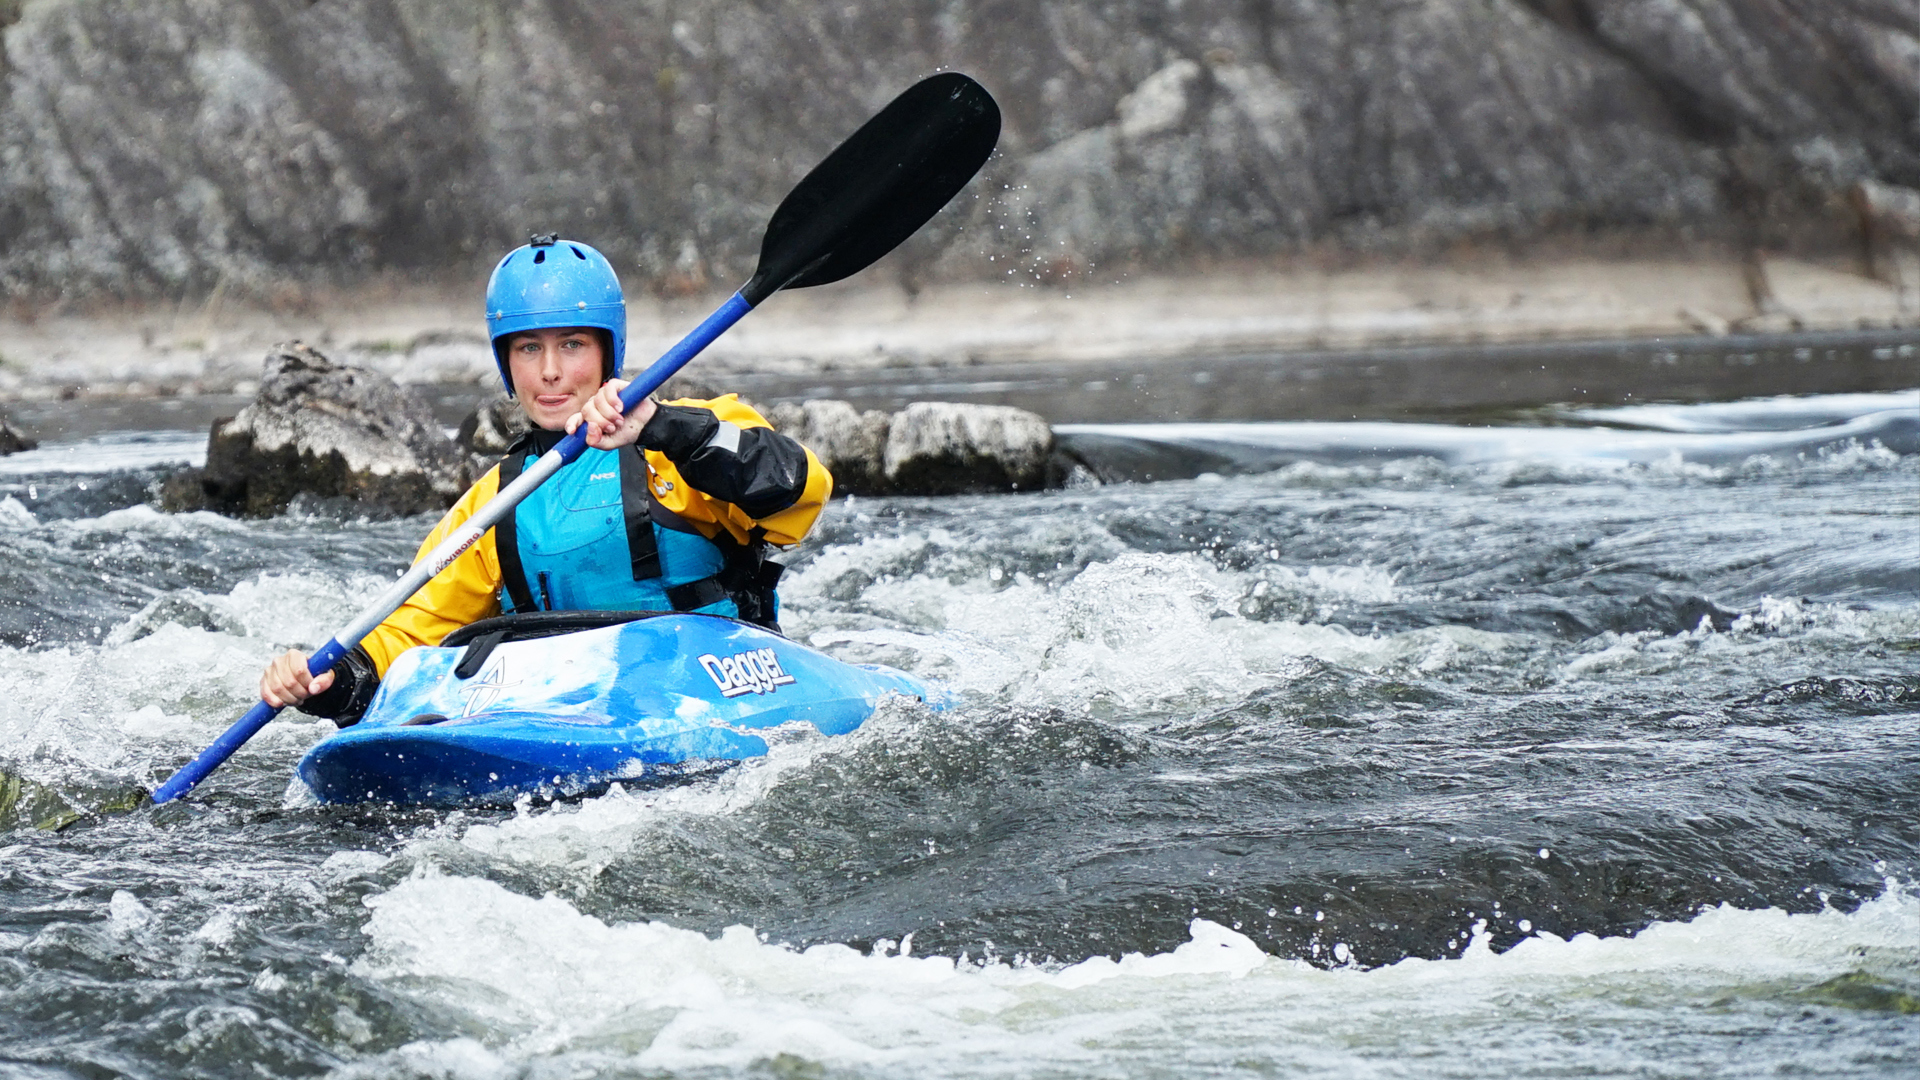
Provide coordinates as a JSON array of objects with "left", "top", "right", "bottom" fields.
[{"left": 151, "top": 72, "right": 1000, "bottom": 804}]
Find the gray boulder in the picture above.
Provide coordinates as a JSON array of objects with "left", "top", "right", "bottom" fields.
[
  {"left": 0, "top": 414, "right": 34, "bottom": 456},
  {"left": 769, "top": 399, "right": 1059, "bottom": 496},
  {"left": 456, "top": 393, "right": 530, "bottom": 458},
  {"left": 160, "top": 342, "right": 473, "bottom": 516},
  {"left": 655, "top": 374, "right": 734, "bottom": 404},
  {"left": 881, "top": 402, "right": 1058, "bottom": 495}
]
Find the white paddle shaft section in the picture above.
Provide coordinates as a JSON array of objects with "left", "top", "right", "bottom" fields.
[{"left": 331, "top": 446, "right": 568, "bottom": 649}]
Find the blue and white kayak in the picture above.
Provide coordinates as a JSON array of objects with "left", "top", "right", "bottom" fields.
[{"left": 297, "top": 611, "right": 944, "bottom": 805}]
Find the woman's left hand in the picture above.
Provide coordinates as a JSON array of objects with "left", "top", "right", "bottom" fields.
[{"left": 568, "top": 379, "right": 657, "bottom": 449}]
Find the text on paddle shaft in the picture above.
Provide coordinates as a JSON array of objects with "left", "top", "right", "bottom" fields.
[
  {"left": 700, "top": 649, "right": 797, "bottom": 698},
  {"left": 429, "top": 525, "right": 484, "bottom": 576}
]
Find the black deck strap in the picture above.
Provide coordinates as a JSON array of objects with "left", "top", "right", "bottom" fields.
[
  {"left": 741, "top": 526, "right": 785, "bottom": 593},
  {"left": 442, "top": 609, "right": 676, "bottom": 649},
  {"left": 747, "top": 527, "right": 785, "bottom": 625},
  {"left": 665, "top": 575, "right": 731, "bottom": 611},
  {"left": 493, "top": 448, "right": 538, "bottom": 615},
  {"left": 454, "top": 630, "right": 508, "bottom": 679},
  {"left": 649, "top": 497, "right": 703, "bottom": 532},
  {"left": 619, "top": 445, "right": 662, "bottom": 580},
  {"left": 728, "top": 526, "right": 781, "bottom": 579},
  {"left": 693, "top": 525, "right": 783, "bottom": 631}
]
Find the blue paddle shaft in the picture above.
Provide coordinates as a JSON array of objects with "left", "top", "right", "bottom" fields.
[
  {"left": 150, "top": 291, "right": 756, "bottom": 805},
  {"left": 149, "top": 638, "right": 350, "bottom": 804}
]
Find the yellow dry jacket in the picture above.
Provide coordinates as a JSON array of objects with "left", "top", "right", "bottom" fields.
[{"left": 357, "top": 395, "right": 830, "bottom": 676}]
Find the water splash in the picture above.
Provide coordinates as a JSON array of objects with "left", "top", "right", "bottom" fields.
[{"left": 343, "top": 870, "right": 1920, "bottom": 1078}]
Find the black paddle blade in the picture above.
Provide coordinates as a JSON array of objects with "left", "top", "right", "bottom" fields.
[{"left": 740, "top": 72, "right": 1001, "bottom": 306}]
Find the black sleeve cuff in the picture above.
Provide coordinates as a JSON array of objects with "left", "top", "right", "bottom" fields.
[
  {"left": 638, "top": 403, "right": 720, "bottom": 461},
  {"left": 298, "top": 645, "right": 381, "bottom": 727}
]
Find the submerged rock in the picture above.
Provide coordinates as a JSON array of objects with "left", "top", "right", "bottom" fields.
[
  {"left": 0, "top": 414, "right": 34, "bottom": 455},
  {"left": 160, "top": 342, "right": 472, "bottom": 516},
  {"left": 0, "top": 766, "right": 147, "bottom": 832}
]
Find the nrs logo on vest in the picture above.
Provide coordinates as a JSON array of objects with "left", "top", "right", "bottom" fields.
[{"left": 699, "top": 648, "right": 797, "bottom": 698}]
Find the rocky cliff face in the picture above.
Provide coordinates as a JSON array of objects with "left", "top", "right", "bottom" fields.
[{"left": 1, "top": 0, "right": 1912, "bottom": 298}]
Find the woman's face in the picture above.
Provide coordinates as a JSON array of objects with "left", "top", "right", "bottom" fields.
[{"left": 505, "top": 327, "right": 605, "bottom": 431}]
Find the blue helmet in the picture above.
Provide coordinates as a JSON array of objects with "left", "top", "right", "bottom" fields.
[{"left": 484, "top": 235, "right": 626, "bottom": 395}]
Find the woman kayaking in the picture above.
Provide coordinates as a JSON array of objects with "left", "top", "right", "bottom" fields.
[
  {"left": 259, "top": 235, "right": 832, "bottom": 724},
  {"left": 140, "top": 73, "right": 995, "bottom": 807}
]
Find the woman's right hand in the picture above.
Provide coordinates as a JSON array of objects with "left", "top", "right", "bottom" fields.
[
  {"left": 570, "top": 378, "right": 656, "bottom": 450},
  {"left": 260, "top": 649, "right": 334, "bottom": 708}
]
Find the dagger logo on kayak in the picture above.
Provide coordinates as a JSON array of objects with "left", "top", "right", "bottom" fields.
[
  {"left": 461, "top": 654, "right": 520, "bottom": 716},
  {"left": 700, "top": 648, "right": 797, "bottom": 698}
]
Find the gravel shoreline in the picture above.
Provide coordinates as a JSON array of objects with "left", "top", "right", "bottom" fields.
[{"left": 5, "top": 255, "right": 1914, "bottom": 411}]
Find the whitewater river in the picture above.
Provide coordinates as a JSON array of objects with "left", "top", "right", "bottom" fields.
[{"left": 0, "top": 388, "right": 1916, "bottom": 1078}]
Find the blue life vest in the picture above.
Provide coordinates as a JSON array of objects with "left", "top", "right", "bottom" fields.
[{"left": 496, "top": 441, "right": 742, "bottom": 619}]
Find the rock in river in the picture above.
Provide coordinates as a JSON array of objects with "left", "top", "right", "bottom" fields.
[
  {"left": 764, "top": 399, "right": 1061, "bottom": 496},
  {"left": 0, "top": 414, "right": 34, "bottom": 456},
  {"left": 455, "top": 393, "right": 531, "bottom": 458},
  {"left": 882, "top": 402, "right": 1059, "bottom": 495},
  {"left": 161, "top": 342, "right": 472, "bottom": 517}
]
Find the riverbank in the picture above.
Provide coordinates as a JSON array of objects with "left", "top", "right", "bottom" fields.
[{"left": 3, "top": 254, "right": 1913, "bottom": 426}]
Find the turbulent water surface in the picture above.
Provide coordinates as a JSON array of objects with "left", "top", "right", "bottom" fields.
[{"left": 0, "top": 390, "right": 1916, "bottom": 1078}]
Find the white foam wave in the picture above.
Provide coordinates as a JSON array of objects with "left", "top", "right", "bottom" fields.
[
  {"left": 0, "top": 495, "right": 37, "bottom": 528},
  {"left": 441, "top": 713, "right": 887, "bottom": 874},
  {"left": 1561, "top": 597, "right": 1920, "bottom": 683},
  {"left": 341, "top": 871, "right": 1920, "bottom": 1079},
  {"left": 65, "top": 502, "right": 255, "bottom": 536},
  {"left": 0, "top": 570, "right": 388, "bottom": 784},
  {"left": 0, "top": 430, "right": 206, "bottom": 475},
  {"left": 1565, "top": 389, "right": 1920, "bottom": 434},
  {"left": 797, "top": 550, "right": 1508, "bottom": 707}
]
